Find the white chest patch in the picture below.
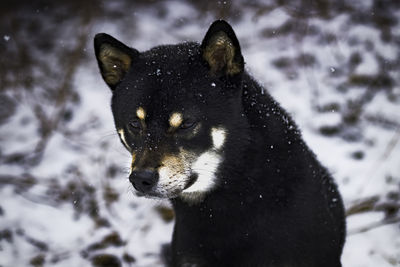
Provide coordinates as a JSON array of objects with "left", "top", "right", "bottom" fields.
[{"left": 211, "top": 127, "right": 227, "bottom": 150}]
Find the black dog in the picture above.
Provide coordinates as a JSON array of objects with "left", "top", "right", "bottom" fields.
[{"left": 94, "top": 20, "right": 345, "bottom": 267}]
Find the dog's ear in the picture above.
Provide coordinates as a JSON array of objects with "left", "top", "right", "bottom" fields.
[
  {"left": 94, "top": 33, "right": 138, "bottom": 90},
  {"left": 201, "top": 20, "right": 244, "bottom": 77}
]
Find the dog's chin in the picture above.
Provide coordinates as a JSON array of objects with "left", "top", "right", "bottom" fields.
[
  {"left": 132, "top": 185, "right": 185, "bottom": 199},
  {"left": 133, "top": 191, "right": 146, "bottom": 197},
  {"left": 134, "top": 190, "right": 171, "bottom": 199},
  {"left": 133, "top": 174, "right": 199, "bottom": 200}
]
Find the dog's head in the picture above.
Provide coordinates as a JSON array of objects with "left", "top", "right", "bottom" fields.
[{"left": 94, "top": 20, "right": 246, "bottom": 203}]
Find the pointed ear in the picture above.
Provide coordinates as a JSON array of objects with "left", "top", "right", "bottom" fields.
[
  {"left": 201, "top": 20, "right": 244, "bottom": 77},
  {"left": 94, "top": 33, "right": 138, "bottom": 90}
]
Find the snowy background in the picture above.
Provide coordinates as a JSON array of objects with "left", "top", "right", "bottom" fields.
[{"left": 0, "top": 0, "right": 399, "bottom": 266}]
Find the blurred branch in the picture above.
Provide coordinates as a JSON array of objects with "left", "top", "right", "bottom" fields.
[
  {"left": 0, "top": 7, "right": 95, "bottom": 167},
  {"left": 347, "top": 216, "right": 400, "bottom": 235},
  {"left": 346, "top": 193, "right": 400, "bottom": 217},
  {"left": 0, "top": 174, "right": 37, "bottom": 192},
  {"left": 357, "top": 129, "right": 400, "bottom": 197},
  {"left": 31, "top": 19, "right": 92, "bottom": 164},
  {"left": 346, "top": 195, "right": 380, "bottom": 217},
  {"left": 365, "top": 114, "right": 400, "bottom": 130},
  {"left": 346, "top": 192, "right": 400, "bottom": 235},
  {"left": 381, "top": 129, "right": 400, "bottom": 160}
]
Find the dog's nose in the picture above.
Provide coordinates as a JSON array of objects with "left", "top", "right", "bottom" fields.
[{"left": 129, "top": 170, "right": 158, "bottom": 193}]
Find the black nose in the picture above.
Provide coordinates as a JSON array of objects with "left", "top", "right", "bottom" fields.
[{"left": 129, "top": 170, "right": 158, "bottom": 193}]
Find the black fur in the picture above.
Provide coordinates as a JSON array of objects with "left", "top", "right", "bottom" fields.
[{"left": 94, "top": 20, "right": 346, "bottom": 267}]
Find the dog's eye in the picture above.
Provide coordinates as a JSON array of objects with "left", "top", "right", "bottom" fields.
[
  {"left": 128, "top": 120, "right": 141, "bottom": 131},
  {"left": 180, "top": 120, "right": 197, "bottom": 130}
]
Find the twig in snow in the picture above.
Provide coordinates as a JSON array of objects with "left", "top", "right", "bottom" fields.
[{"left": 347, "top": 216, "right": 400, "bottom": 235}]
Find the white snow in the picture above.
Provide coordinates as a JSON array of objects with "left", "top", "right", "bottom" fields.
[{"left": 0, "top": 1, "right": 399, "bottom": 267}]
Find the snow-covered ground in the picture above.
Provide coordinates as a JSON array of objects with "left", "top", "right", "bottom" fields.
[{"left": 0, "top": 1, "right": 399, "bottom": 266}]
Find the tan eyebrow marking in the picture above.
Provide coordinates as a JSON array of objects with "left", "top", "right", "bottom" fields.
[
  {"left": 169, "top": 112, "right": 183, "bottom": 128},
  {"left": 136, "top": 107, "right": 146, "bottom": 120}
]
